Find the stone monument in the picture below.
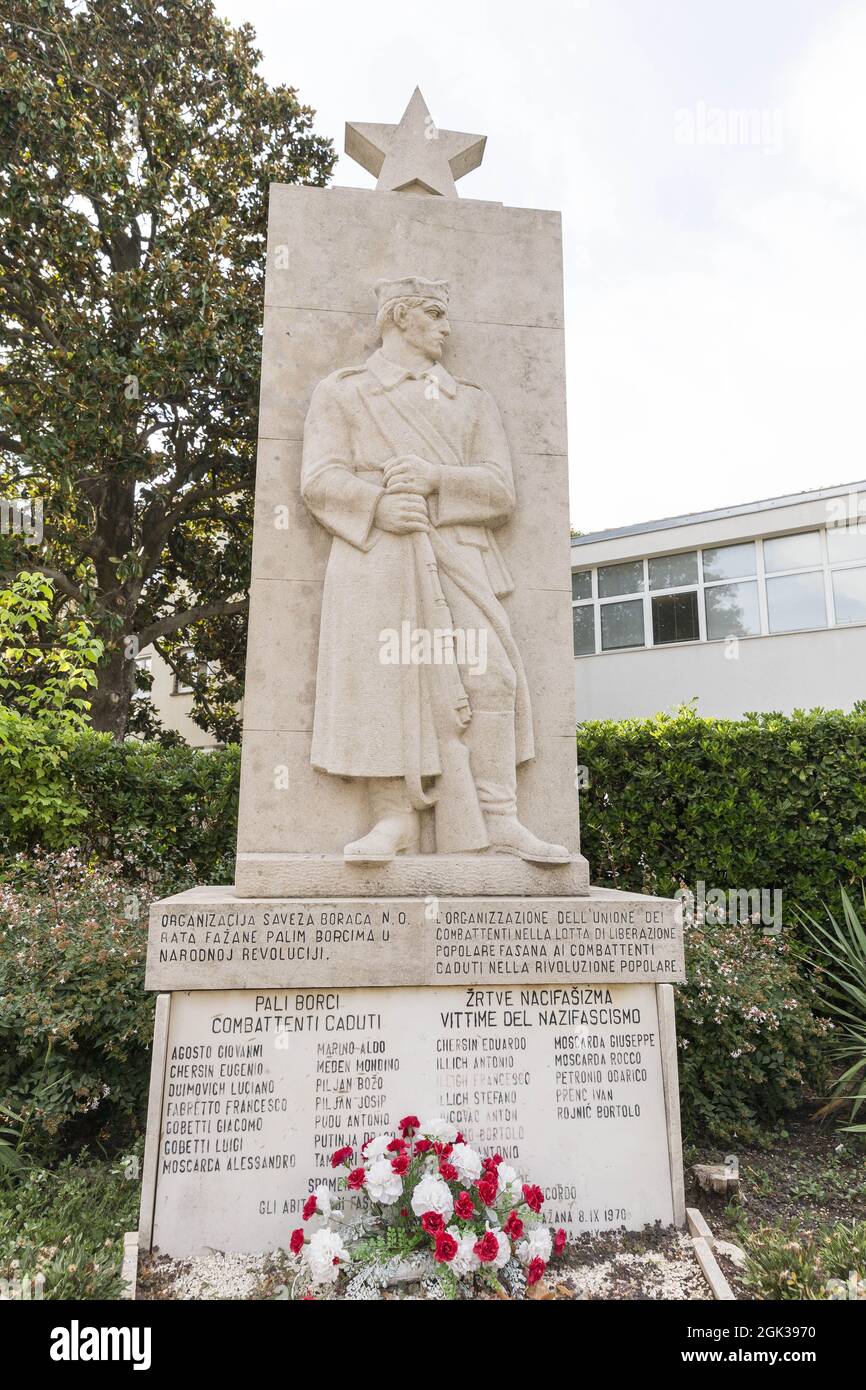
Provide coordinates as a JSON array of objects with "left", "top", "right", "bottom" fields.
[{"left": 138, "top": 89, "right": 686, "bottom": 1259}]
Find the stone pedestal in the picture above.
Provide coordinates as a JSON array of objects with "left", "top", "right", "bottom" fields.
[{"left": 137, "top": 96, "right": 687, "bottom": 1264}]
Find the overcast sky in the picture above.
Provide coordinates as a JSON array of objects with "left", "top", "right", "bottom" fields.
[{"left": 215, "top": 0, "right": 866, "bottom": 533}]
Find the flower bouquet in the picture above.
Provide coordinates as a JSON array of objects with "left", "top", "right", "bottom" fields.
[{"left": 289, "top": 1115, "right": 566, "bottom": 1298}]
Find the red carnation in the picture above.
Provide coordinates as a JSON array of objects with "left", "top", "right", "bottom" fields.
[
  {"left": 414, "top": 1139, "right": 433, "bottom": 1155},
  {"left": 454, "top": 1131, "right": 466, "bottom": 1145},
  {"left": 387, "top": 1137, "right": 407, "bottom": 1154},
  {"left": 302, "top": 1195, "right": 318, "bottom": 1221},
  {"left": 439, "top": 1161, "right": 459, "bottom": 1182},
  {"left": 432, "top": 1141, "right": 453, "bottom": 1158},
  {"left": 434, "top": 1230, "right": 459, "bottom": 1263},
  {"left": 477, "top": 1171, "right": 499, "bottom": 1206},
  {"left": 421, "top": 1210, "right": 445, "bottom": 1234},
  {"left": 527, "top": 1256, "right": 546, "bottom": 1286},
  {"left": 481, "top": 1157, "right": 497, "bottom": 1174},
  {"left": 400, "top": 1207, "right": 409, "bottom": 1218},
  {"left": 289, "top": 1228, "right": 304, "bottom": 1255},
  {"left": 553, "top": 1228, "right": 567, "bottom": 1255},
  {"left": 347, "top": 1167, "right": 366, "bottom": 1191},
  {"left": 399, "top": 1115, "right": 420, "bottom": 1135},
  {"left": 331, "top": 1145, "right": 353, "bottom": 1169},
  {"left": 503, "top": 1210, "right": 524, "bottom": 1240},
  {"left": 454, "top": 1190, "right": 476, "bottom": 1221},
  {"left": 491, "top": 1152, "right": 503, "bottom": 1166},
  {"left": 473, "top": 1231, "right": 500, "bottom": 1264},
  {"left": 391, "top": 1153, "right": 410, "bottom": 1176},
  {"left": 521, "top": 1183, "right": 544, "bottom": 1213}
]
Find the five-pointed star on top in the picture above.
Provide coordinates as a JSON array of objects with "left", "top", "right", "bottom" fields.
[{"left": 345, "top": 87, "right": 486, "bottom": 198}]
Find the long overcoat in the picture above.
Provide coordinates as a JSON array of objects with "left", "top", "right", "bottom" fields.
[{"left": 300, "top": 348, "right": 534, "bottom": 782}]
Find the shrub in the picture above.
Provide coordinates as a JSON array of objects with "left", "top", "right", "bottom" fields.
[
  {"left": 577, "top": 706, "right": 866, "bottom": 924},
  {"left": 0, "top": 573, "right": 103, "bottom": 850},
  {"left": 743, "top": 1220, "right": 866, "bottom": 1300},
  {"left": 0, "top": 732, "right": 240, "bottom": 891},
  {"left": 0, "top": 1149, "right": 141, "bottom": 1300},
  {"left": 675, "top": 915, "right": 830, "bottom": 1144},
  {"left": 0, "top": 853, "right": 154, "bottom": 1164},
  {"left": 65, "top": 733, "right": 240, "bottom": 891}
]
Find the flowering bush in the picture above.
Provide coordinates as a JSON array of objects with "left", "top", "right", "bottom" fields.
[
  {"left": 0, "top": 851, "right": 154, "bottom": 1163},
  {"left": 289, "top": 1116, "right": 566, "bottom": 1298},
  {"left": 676, "top": 911, "right": 830, "bottom": 1144}
]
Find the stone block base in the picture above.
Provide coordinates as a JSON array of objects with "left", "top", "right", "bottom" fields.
[
  {"left": 146, "top": 883, "right": 684, "bottom": 991},
  {"left": 234, "top": 851, "right": 590, "bottom": 899}
]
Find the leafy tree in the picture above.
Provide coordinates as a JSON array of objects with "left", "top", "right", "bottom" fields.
[
  {"left": 0, "top": 0, "right": 335, "bottom": 737},
  {"left": 0, "top": 570, "right": 102, "bottom": 844}
]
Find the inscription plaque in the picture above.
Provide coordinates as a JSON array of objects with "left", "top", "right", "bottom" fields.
[
  {"left": 143, "top": 983, "right": 681, "bottom": 1258},
  {"left": 146, "top": 888, "right": 684, "bottom": 991}
]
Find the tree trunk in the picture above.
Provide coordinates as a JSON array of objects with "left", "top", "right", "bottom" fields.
[{"left": 89, "top": 638, "right": 136, "bottom": 739}]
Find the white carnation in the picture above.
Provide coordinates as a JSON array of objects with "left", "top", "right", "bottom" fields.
[
  {"left": 452, "top": 1233, "right": 481, "bottom": 1276},
  {"left": 450, "top": 1143, "right": 482, "bottom": 1184},
  {"left": 366, "top": 1157, "right": 405, "bottom": 1205},
  {"left": 517, "top": 1225, "right": 552, "bottom": 1266},
  {"left": 421, "top": 1117, "right": 458, "bottom": 1143},
  {"left": 497, "top": 1163, "right": 518, "bottom": 1188},
  {"left": 410, "top": 1174, "right": 454, "bottom": 1220},
  {"left": 494, "top": 1235, "right": 511, "bottom": 1268},
  {"left": 305, "top": 1228, "right": 349, "bottom": 1286},
  {"left": 363, "top": 1134, "right": 394, "bottom": 1162},
  {"left": 313, "top": 1185, "right": 332, "bottom": 1218}
]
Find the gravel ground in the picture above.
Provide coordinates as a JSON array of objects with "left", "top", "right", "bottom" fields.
[
  {"left": 138, "top": 1249, "right": 291, "bottom": 1301},
  {"left": 137, "top": 1225, "right": 713, "bottom": 1301}
]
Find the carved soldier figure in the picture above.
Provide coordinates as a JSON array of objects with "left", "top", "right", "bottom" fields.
[{"left": 301, "top": 275, "right": 569, "bottom": 866}]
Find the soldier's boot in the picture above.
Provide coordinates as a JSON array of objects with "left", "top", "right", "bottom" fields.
[
  {"left": 467, "top": 711, "right": 571, "bottom": 865},
  {"left": 343, "top": 777, "right": 421, "bottom": 863}
]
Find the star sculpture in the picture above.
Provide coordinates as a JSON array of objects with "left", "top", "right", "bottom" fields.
[{"left": 345, "top": 87, "right": 486, "bottom": 199}]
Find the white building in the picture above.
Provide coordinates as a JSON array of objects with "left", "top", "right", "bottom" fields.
[
  {"left": 134, "top": 645, "right": 223, "bottom": 747},
  {"left": 572, "top": 481, "right": 866, "bottom": 722}
]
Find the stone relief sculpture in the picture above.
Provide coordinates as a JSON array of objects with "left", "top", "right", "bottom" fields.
[{"left": 300, "top": 275, "right": 569, "bottom": 866}]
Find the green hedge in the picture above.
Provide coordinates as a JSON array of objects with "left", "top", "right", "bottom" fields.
[
  {"left": 0, "top": 732, "right": 239, "bottom": 892},
  {"left": 577, "top": 706, "right": 866, "bottom": 922},
  {"left": 3, "top": 706, "right": 862, "bottom": 912}
]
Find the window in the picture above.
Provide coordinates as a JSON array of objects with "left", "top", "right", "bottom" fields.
[
  {"left": 601, "top": 599, "right": 644, "bottom": 650},
  {"left": 705, "top": 581, "right": 760, "bottom": 639},
  {"left": 832, "top": 565, "right": 866, "bottom": 624},
  {"left": 173, "top": 649, "right": 199, "bottom": 696},
  {"left": 827, "top": 524, "right": 866, "bottom": 564},
  {"left": 763, "top": 531, "right": 821, "bottom": 572},
  {"left": 648, "top": 551, "right": 698, "bottom": 590},
  {"left": 133, "top": 655, "right": 152, "bottom": 700},
  {"left": 572, "top": 515, "right": 866, "bottom": 658},
  {"left": 652, "top": 591, "right": 699, "bottom": 644},
  {"left": 572, "top": 570, "right": 592, "bottom": 601},
  {"left": 598, "top": 561, "right": 643, "bottom": 598},
  {"left": 766, "top": 571, "right": 826, "bottom": 633},
  {"left": 702, "top": 542, "right": 755, "bottom": 581},
  {"left": 572, "top": 604, "right": 595, "bottom": 655}
]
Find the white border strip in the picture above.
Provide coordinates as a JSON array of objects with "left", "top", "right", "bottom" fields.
[
  {"left": 138, "top": 992, "right": 172, "bottom": 1252},
  {"left": 657, "top": 983, "right": 686, "bottom": 1228}
]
